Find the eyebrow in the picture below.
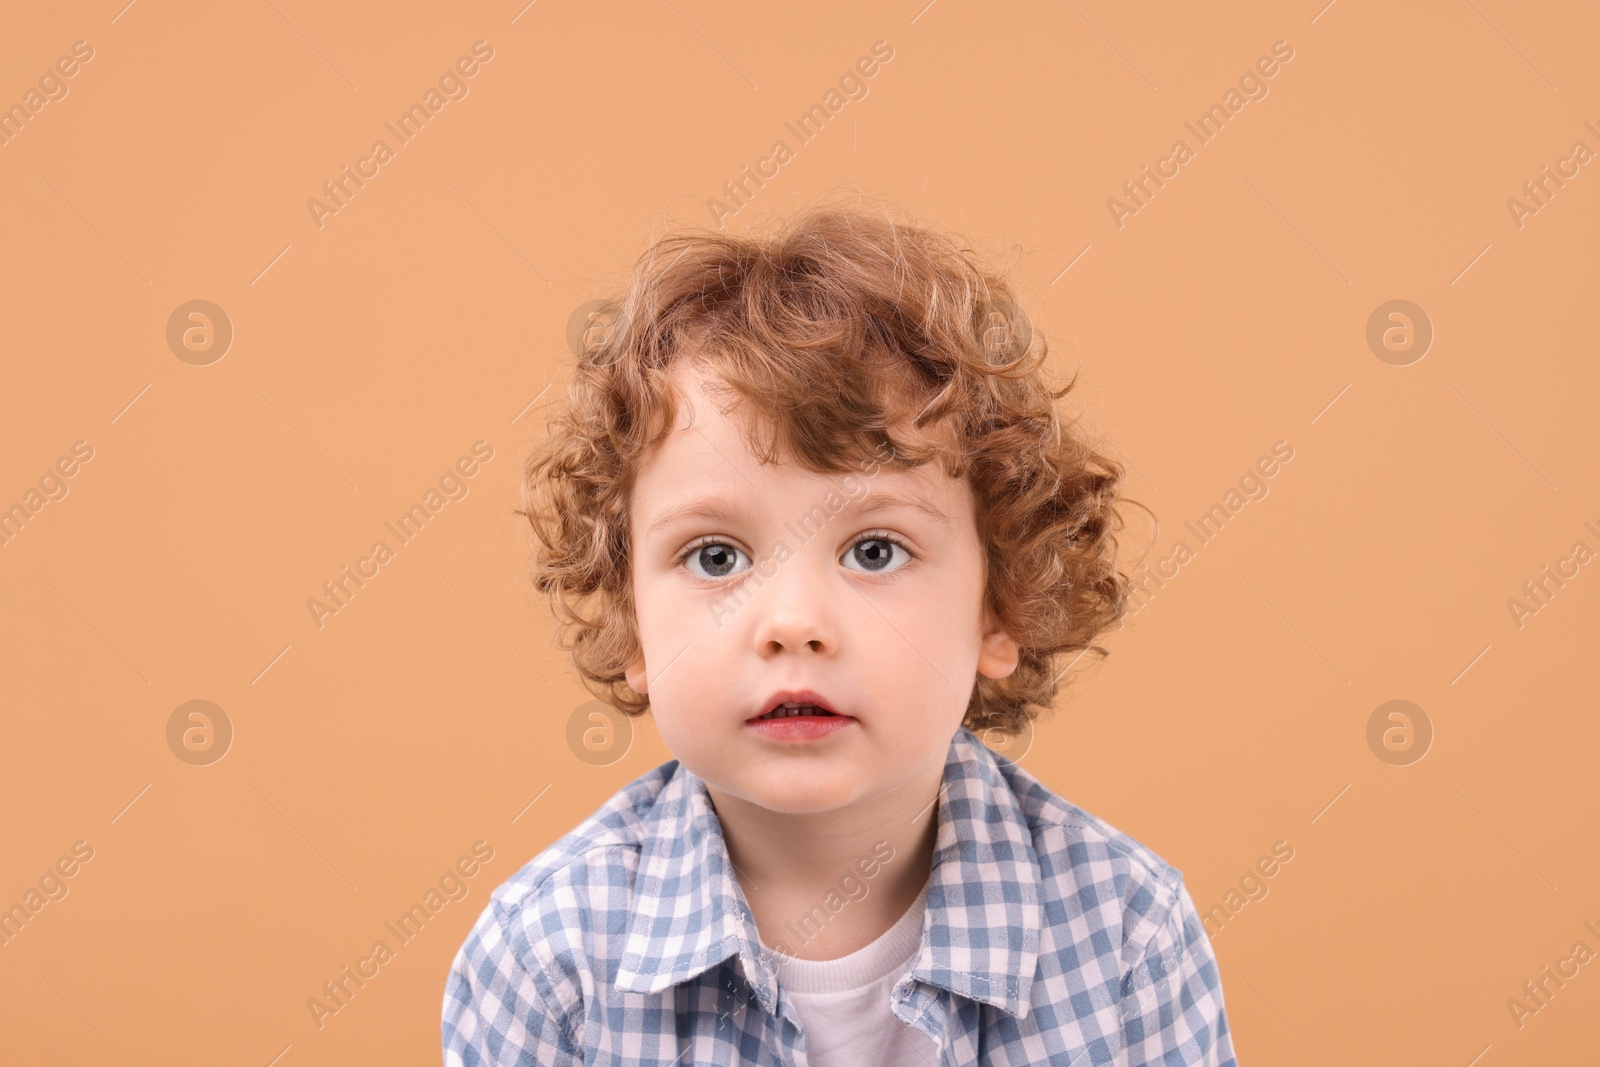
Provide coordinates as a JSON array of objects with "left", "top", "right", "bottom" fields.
[{"left": 644, "top": 487, "right": 951, "bottom": 539}]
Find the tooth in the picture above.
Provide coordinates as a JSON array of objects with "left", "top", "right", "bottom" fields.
[{"left": 757, "top": 702, "right": 837, "bottom": 719}]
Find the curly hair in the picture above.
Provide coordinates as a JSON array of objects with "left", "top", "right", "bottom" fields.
[{"left": 517, "top": 196, "right": 1138, "bottom": 739}]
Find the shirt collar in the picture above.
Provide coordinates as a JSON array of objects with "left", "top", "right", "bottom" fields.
[{"left": 613, "top": 727, "right": 1043, "bottom": 1020}]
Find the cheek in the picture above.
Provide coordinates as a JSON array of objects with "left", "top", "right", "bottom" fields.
[
  {"left": 893, "top": 567, "right": 983, "bottom": 644},
  {"left": 874, "top": 586, "right": 986, "bottom": 694},
  {"left": 858, "top": 607, "right": 970, "bottom": 692},
  {"left": 633, "top": 586, "right": 725, "bottom": 696},
  {"left": 633, "top": 571, "right": 692, "bottom": 638}
]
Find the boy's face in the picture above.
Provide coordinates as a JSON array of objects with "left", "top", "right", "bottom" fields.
[{"left": 625, "top": 360, "right": 1019, "bottom": 817}]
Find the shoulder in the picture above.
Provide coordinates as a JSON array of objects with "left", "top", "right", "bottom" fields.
[
  {"left": 492, "top": 757, "right": 671, "bottom": 905},
  {"left": 447, "top": 759, "right": 679, "bottom": 1019},
  {"left": 980, "top": 752, "right": 1235, "bottom": 1058},
  {"left": 988, "top": 749, "right": 1192, "bottom": 974}
]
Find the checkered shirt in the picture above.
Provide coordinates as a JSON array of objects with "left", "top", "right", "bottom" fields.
[{"left": 443, "top": 726, "right": 1238, "bottom": 1065}]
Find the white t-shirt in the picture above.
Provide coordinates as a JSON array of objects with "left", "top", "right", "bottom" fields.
[{"left": 764, "top": 882, "right": 937, "bottom": 1067}]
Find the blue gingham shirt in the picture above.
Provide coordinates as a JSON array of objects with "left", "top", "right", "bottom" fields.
[{"left": 443, "top": 727, "right": 1238, "bottom": 1065}]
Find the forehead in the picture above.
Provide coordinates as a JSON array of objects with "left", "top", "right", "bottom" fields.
[{"left": 630, "top": 359, "right": 968, "bottom": 519}]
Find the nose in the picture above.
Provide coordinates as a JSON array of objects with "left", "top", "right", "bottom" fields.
[{"left": 748, "top": 553, "right": 837, "bottom": 658}]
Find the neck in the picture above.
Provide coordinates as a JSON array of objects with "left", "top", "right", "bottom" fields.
[{"left": 706, "top": 760, "right": 944, "bottom": 961}]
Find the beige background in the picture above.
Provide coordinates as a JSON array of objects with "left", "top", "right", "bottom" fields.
[{"left": 2, "top": 0, "right": 1597, "bottom": 1063}]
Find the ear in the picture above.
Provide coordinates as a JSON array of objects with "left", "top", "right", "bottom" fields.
[
  {"left": 976, "top": 605, "right": 1020, "bottom": 680},
  {"left": 624, "top": 652, "right": 649, "bottom": 695}
]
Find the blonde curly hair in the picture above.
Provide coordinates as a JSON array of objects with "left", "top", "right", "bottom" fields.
[{"left": 518, "top": 197, "right": 1137, "bottom": 738}]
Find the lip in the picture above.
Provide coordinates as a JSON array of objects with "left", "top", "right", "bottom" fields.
[
  {"left": 748, "top": 689, "right": 847, "bottom": 722},
  {"left": 746, "top": 715, "right": 856, "bottom": 743},
  {"left": 746, "top": 688, "right": 856, "bottom": 743}
]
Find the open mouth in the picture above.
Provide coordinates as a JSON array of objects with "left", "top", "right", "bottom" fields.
[{"left": 753, "top": 703, "right": 839, "bottom": 720}]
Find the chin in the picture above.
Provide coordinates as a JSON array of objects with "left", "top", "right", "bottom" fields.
[
  {"left": 754, "top": 792, "right": 849, "bottom": 815},
  {"left": 728, "top": 772, "right": 847, "bottom": 811}
]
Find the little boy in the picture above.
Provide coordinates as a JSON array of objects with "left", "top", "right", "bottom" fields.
[{"left": 443, "top": 199, "right": 1238, "bottom": 1066}]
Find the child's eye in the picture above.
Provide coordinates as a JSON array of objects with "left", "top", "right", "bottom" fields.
[
  {"left": 840, "top": 533, "right": 915, "bottom": 575},
  {"left": 680, "top": 540, "right": 749, "bottom": 581},
  {"left": 675, "top": 532, "right": 916, "bottom": 581}
]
